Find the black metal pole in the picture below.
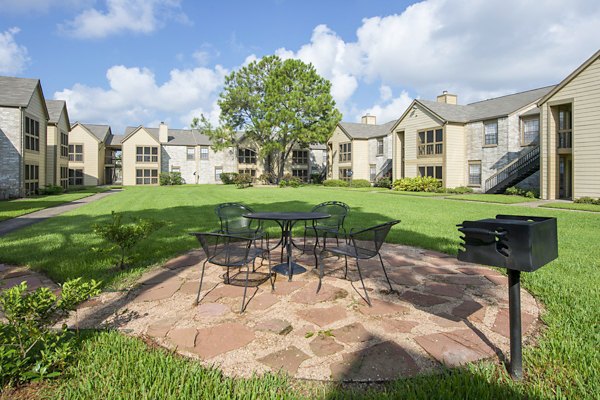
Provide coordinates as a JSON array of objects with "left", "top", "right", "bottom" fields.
[{"left": 508, "top": 269, "right": 523, "bottom": 380}]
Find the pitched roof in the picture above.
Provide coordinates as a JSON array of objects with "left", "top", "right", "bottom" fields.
[
  {"left": 80, "top": 123, "right": 111, "bottom": 142},
  {"left": 46, "top": 100, "right": 67, "bottom": 124},
  {"left": 339, "top": 119, "right": 397, "bottom": 139},
  {"left": 105, "top": 134, "right": 124, "bottom": 146},
  {"left": 0, "top": 76, "right": 39, "bottom": 107},
  {"left": 538, "top": 49, "right": 600, "bottom": 106},
  {"left": 123, "top": 126, "right": 211, "bottom": 146}
]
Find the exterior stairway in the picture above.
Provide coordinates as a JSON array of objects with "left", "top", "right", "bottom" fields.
[
  {"left": 376, "top": 158, "right": 393, "bottom": 180},
  {"left": 484, "top": 146, "right": 540, "bottom": 194}
]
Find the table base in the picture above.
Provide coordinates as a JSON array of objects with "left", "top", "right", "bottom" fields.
[{"left": 272, "top": 262, "right": 307, "bottom": 277}]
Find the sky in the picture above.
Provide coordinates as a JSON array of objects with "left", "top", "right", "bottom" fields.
[{"left": 1, "top": 0, "right": 600, "bottom": 134}]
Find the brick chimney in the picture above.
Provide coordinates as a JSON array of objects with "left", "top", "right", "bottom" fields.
[
  {"left": 361, "top": 113, "right": 376, "bottom": 125},
  {"left": 159, "top": 122, "right": 168, "bottom": 143},
  {"left": 436, "top": 91, "right": 457, "bottom": 105}
]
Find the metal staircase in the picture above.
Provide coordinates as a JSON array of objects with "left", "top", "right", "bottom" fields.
[
  {"left": 484, "top": 146, "right": 540, "bottom": 194},
  {"left": 376, "top": 159, "right": 393, "bottom": 180}
]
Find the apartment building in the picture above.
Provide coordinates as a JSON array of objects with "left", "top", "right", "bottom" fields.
[
  {"left": 68, "top": 122, "right": 119, "bottom": 187},
  {"left": 327, "top": 114, "right": 395, "bottom": 182},
  {"left": 45, "top": 100, "right": 71, "bottom": 189}
]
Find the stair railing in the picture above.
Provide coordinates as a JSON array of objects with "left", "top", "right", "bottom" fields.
[{"left": 484, "top": 146, "right": 540, "bottom": 193}]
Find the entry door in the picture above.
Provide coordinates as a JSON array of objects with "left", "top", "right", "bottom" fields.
[{"left": 558, "top": 156, "right": 572, "bottom": 199}]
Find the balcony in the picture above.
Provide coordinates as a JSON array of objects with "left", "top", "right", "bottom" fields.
[{"left": 557, "top": 132, "right": 572, "bottom": 149}]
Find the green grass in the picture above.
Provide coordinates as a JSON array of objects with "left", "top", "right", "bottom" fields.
[
  {"left": 1, "top": 185, "right": 598, "bottom": 399},
  {"left": 447, "top": 194, "right": 539, "bottom": 204},
  {"left": 0, "top": 187, "right": 109, "bottom": 222},
  {"left": 540, "top": 202, "right": 600, "bottom": 212}
]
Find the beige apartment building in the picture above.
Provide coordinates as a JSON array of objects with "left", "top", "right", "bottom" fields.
[
  {"left": 45, "top": 100, "right": 71, "bottom": 189},
  {"left": 328, "top": 115, "right": 395, "bottom": 182},
  {"left": 538, "top": 49, "right": 600, "bottom": 200},
  {"left": 68, "top": 122, "right": 119, "bottom": 187}
]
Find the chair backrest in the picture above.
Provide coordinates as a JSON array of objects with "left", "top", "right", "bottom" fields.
[
  {"left": 311, "top": 201, "right": 350, "bottom": 228},
  {"left": 215, "top": 202, "right": 256, "bottom": 233},
  {"left": 191, "top": 232, "right": 253, "bottom": 266},
  {"left": 349, "top": 220, "right": 400, "bottom": 257}
]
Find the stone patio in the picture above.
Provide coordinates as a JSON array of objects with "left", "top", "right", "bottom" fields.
[{"left": 1, "top": 241, "right": 540, "bottom": 382}]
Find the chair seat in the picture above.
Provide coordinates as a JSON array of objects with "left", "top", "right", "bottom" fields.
[
  {"left": 209, "top": 247, "right": 267, "bottom": 267},
  {"left": 322, "top": 244, "right": 378, "bottom": 259},
  {"left": 307, "top": 225, "right": 342, "bottom": 234}
]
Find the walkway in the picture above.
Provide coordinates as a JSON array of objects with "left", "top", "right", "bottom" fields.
[
  {"left": 0, "top": 189, "right": 119, "bottom": 237},
  {"left": 62, "top": 242, "right": 539, "bottom": 382}
]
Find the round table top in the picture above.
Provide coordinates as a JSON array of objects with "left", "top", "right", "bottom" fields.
[{"left": 244, "top": 211, "right": 330, "bottom": 221}]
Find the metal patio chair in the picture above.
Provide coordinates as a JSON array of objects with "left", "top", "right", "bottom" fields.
[
  {"left": 302, "top": 201, "right": 350, "bottom": 252},
  {"left": 316, "top": 220, "right": 400, "bottom": 306},
  {"left": 190, "top": 232, "right": 273, "bottom": 313}
]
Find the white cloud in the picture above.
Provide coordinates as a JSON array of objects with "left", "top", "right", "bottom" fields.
[
  {"left": 0, "top": 0, "right": 91, "bottom": 14},
  {"left": 0, "top": 28, "right": 29, "bottom": 75},
  {"left": 359, "top": 90, "right": 413, "bottom": 124},
  {"left": 60, "top": 0, "right": 188, "bottom": 39},
  {"left": 54, "top": 64, "right": 228, "bottom": 133}
]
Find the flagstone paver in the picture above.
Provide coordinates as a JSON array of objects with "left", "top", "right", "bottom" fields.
[
  {"left": 414, "top": 329, "right": 496, "bottom": 367},
  {"left": 245, "top": 292, "right": 279, "bottom": 311},
  {"left": 400, "top": 290, "right": 448, "bottom": 307},
  {"left": 196, "top": 302, "right": 230, "bottom": 317},
  {"left": 358, "top": 299, "right": 409, "bottom": 316},
  {"left": 258, "top": 346, "right": 310, "bottom": 375},
  {"left": 492, "top": 308, "right": 535, "bottom": 338},
  {"left": 290, "top": 283, "right": 348, "bottom": 304},
  {"left": 193, "top": 322, "right": 255, "bottom": 359},
  {"left": 255, "top": 319, "right": 293, "bottom": 335},
  {"left": 331, "top": 322, "right": 371, "bottom": 344},
  {"left": 380, "top": 319, "right": 419, "bottom": 334},
  {"left": 309, "top": 335, "right": 344, "bottom": 357},
  {"left": 167, "top": 327, "right": 197, "bottom": 348},
  {"left": 297, "top": 305, "right": 348, "bottom": 327}
]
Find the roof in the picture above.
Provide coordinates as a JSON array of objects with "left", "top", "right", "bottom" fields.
[
  {"left": 46, "top": 100, "right": 68, "bottom": 124},
  {"left": 538, "top": 49, "right": 600, "bottom": 106},
  {"left": 80, "top": 123, "right": 112, "bottom": 142},
  {"left": 0, "top": 76, "right": 39, "bottom": 107},
  {"left": 105, "top": 134, "right": 124, "bottom": 146},
  {"left": 123, "top": 126, "right": 212, "bottom": 146},
  {"left": 310, "top": 143, "right": 327, "bottom": 150},
  {"left": 338, "top": 119, "right": 397, "bottom": 139}
]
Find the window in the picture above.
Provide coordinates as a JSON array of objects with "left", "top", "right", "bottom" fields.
[
  {"left": 238, "top": 168, "right": 256, "bottom": 178},
  {"left": 292, "top": 168, "right": 308, "bottom": 182},
  {"left": 292, "top": 150, "right": 308, "bottom": 164},
  {"left": 339, "top": 168, "right": 352, "bottom": 182},
  {"left": 370, "top": 164, "right": 376, "bottom": 182},
  {"left": 24, "top": 116, "right": 40, "bottom": 151},
  {"left": 418, "top": 165, "right": 443, "bottom": 180},
  {"left": 339, "top": 143, "right": 352, "bottom": 162},
  {"left": 484, "top": 120, "right": 498, "bottom": 146},
  {"left": 200, "top": 146, "right": 209, "bottom": 160},
  {"left": 215, "top": 166, "right": 223, "bottom": 181},
  {"left": 418, "top": 128, "right": 443, "bottom": 157},
  {"left": 24, "top": 164, "right": 39, "bottom": 195},
  {"left": 171, "top": 166, "right": 180, "bottom": 173},
  {"left": 69, "top": 144, "right": 84, "bottom": 162},
  {"left": 521, "top": 117, "right": 540, "bottom": 146},
  {"left": 377, "top": 138, "right": 384, "bottom": 156},
  {"left": 468, "top": 162, "right": 482, "bottom": 186},
  {"left": 186, "top": 147, "right": 195, "bottom": 161},
  {"left": 136, "top": 169, "right": 158, "bottom": 185},
  {"left": 238, "top": 148, "right": 257, "bottom": 164},
  {"left": 136, "top": 146, "right": 158, "bottom": 163},
  {"left": 60, "top": 166, "right": 69, "bottom": 189},
  {"left": 557, "top": 105, "right": 572, "bottom": 149},
  {"left": 68, "top": 168, "right": 83, "bottom": 186},
  {"left": 60, "top": 131, "right": 69, "bottom": 158}
]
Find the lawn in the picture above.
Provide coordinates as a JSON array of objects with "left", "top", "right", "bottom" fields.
[
  {"left": 0, "top": 187, "right": 110, "bottom": 222},
  {"left": 540, "top": 202, "right": 600, "bottom": 212},
  {"left": 0, "top": 185, "right": 598, "bottom": 399},
  {"left": 446, "top": 194, "right": 539, "bottom": 204}
]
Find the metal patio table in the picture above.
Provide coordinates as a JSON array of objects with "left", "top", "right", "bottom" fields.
[{"left": 244, "top": 212, "right": 330, "bottom": 280}]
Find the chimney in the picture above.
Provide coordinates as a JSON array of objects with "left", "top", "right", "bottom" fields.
[
  {"left": 361, "top": 113, "right": 377, "bottom": 125},
  {"left": 437, "top": 91, "right": 457, "bottom": 105},
  {"left": 159, "top": 122, "right": 168, "bottom": 143}
]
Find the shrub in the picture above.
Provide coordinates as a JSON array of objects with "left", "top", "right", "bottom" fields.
[
  {"left": 234, "top": 173, "right": 253, "bottom": 189},
  {"left": 159, "top": 172, "right": 184, "bottom": 186},
  {"left": 350, "top": 179, "right": 371, "bottom": 188},
  {"left": 446, "top": 186, "right": 474, "bottom": 194},
  {"left": 392, "top": 177, "right": 441, "bottom": 192},
  {"left": 258, "top": 172, "right": 276, "bottom": 185},
  {"left": 310, "top": 172, "right": 324, "bottom": 184},
  {"left": 219, "top": 172, "right": 238, "bottom": 185},
  {"left": 0, "top": 278, "right": 100, "bottom": 386},
  {"left": 323, "top": 179, "right": 349, "bottom": 187},
  {"left": 574, "top": 196, "right": 600, "bottom": 205},
  {"left": 504, "top": 186, "right": 539, "bottom": 198},
  {"left": 93, "top": 211, "right": 163, "bottom": 269},
  {"left": 505, "top": 186, "right": 521, "bottom": 196},
  {"left": 374, "top": 177, "right": 392, "bottom": 189},
  {"left": 39, "top": 185, "right": 64, "bottom": 195},
  {"left": 279, "top": 174, "right": 302, "bottom": 188}
]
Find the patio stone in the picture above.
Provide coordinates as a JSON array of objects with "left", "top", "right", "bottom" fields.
[
  {"left": 271, "top": 280, "right": 307, "bottom": 296},
  {"left": 385, "top": 269, "right": 420, "bottom": 286},
  {"left": 179, "top": 280, "right": 200, "bottom": 295},
  {"left": 358, "top": 299, "right": 409, "bottom": 316},
  {"left": 134, "top": 280, "right": 182, "bottom": 302},
  {"left": 140, "top": 270, "right": 180, "bottom": 285},
  {"left": 167, "top": 327, "right": 197, "bottom": 348},
  {"left": 297, "top": 305, "right": 347, "bottom": 327},
  {"left": 450, "top": 300, "right": 484, "bottom": 320},
  {"left": 78, "top": 297, "right": 103, "bottom": 309},
  {"left": 491, "top": 308, "right": 535, "bottom": 338},
  {"left": 258, "top": 346, "right": 309, "bottom": 375},
  {"left": 255, "top": 319, "right": 293, "bottom": 335},
  {"left": 331, "top": 322, "right": 371, "bottom": 343},
  {"left": 412, "top": 265, "right": 457, "bottom": 276},
  {"left": 1, "top": 268, "right": 31, "bottom": 279},
  {"left": 290, "top": 283, "right": 348, "bottom": 304},
  {"left": 196, "top": 302, "right": 230, "bottom": 317},
  {"left": 193, "top": 322, "right": 255, "bottom": 359},
  {"left": 380, "top": 319, "right": 419, "bottom": 334},
  {"left": 428, "top": 313, "right": 465, "bottom": 328},
  {"left": 0, "top": 275, "right": 42, "bottom": 290},
  {"left": 202, "top": 285, "right": 248, "bottom": 302},
  {"left": 485, "top": 274, "right": 507, "bottom": 286},
  {"left": 414, "top": 329, "right": 495, "bottom": 367},
  {"left": 400, "top": 291, "right": 447, "bottom": 307},
  {"left": 423, "top": 282, "right": 465, "bottom": 299},
  {"left": 441, "top": 275, "right": 490, "bottom": 286},
  {"left": 330, "top": 341, "right": 420, "bottom": 381},
  {"left": 147, "top": 319, "right": 177, "bottom": 337},
  {"left": 245, "top": 292, "right": 279, "bottom": 311},
  {"left": 163, "top": 251, "right": 203, "bottom": 270},
  {"left": 309, "top": 335, "right": 344, "bottom": 357}
]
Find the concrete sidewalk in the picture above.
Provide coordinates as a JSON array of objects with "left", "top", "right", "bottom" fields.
[{"left": 0, "top": 189, "right": 120, "bottom": 237}]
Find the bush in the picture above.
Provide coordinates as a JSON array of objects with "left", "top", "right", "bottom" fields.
[
  {"left": 0, "top": 278, "right": 100, "bottom": 386},
  {"left": 234, "top": 173, "right": 253, "bottom": 189},
  {"left": 574, "top": 196, "right": 600, "bottom": 205},
  {"left": 159, "top": 172, "right": 184, "bottom": 186},
  {"left": 350, "top": 179, "right": 371, "bottom": 188},
  {"left": 505, "top": 186, "right": 539, "bottom": 198},
  {"left": 374, "top": 177, "right": 392, "bottom": 189},
  {"left": 310, "top": 172, "right": 324, "bottom": 184},
  {"left": 258, "top": 172, "right": 276, "bottom": 185},
  {"left": 93, "top": 211, "right": 163, "bottom": 269},
  {"left": 446, "top": 186, "right": 474, "bottom": 194},
  {"left": 323, "top": 179, "right": 349, "bottom": 187},
  {"left": 39, "top": 185, "right": 64, "bottom": 195},
  {"left": 279, "top": 174, "right": 302, "bottom": 188},
  {"left": 219, "top": 173, "right": 238, "bottom": 185},
  {"left": 392, "top": 177, "right": 441, "bottom": 192}
]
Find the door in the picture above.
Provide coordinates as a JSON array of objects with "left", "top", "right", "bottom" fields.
[{"left": 558, "top": 155, "right": 572, "bottom": 199}]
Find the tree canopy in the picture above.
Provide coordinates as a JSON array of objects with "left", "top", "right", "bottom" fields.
[{"left": 192, "top": 55, "right": 341, "bottom": 180}]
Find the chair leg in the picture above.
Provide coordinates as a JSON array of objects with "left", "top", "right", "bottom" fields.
[
  {"left": 343, "top": 255, "right": 348, "bottom": 279},
  {"left": 379, "top": 253, "right": 394, "bottom": 291},
  {"left": 355, "top": 258, "right": 372, "bottom": 306},
  {"left": 316, "top": 253, "right": 325, "bottom": 293},
  {"left": 194, "top": 260, "right": 208, "bottom": 305},
  {"left": 240, "top": 263, "right": 251, "bottom": 313}
]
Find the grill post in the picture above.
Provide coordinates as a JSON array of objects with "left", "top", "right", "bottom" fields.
[{"left": 508, "top": 269, "right": 523, "bottom": 380}]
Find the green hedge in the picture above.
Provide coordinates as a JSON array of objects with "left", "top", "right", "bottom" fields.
[
  {"left": 393, "top": 177, "right": 441, "bottom": 192},
  {"left": 323, "top": 179, "right": 349, "bottom": 187},
  {"left": 350, "top": 179, "right": 371, "bottom": 188}
]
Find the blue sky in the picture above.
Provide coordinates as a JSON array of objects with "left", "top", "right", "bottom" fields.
[{"left": 1, "top": 0, "right": 600, "bottom": 133}]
